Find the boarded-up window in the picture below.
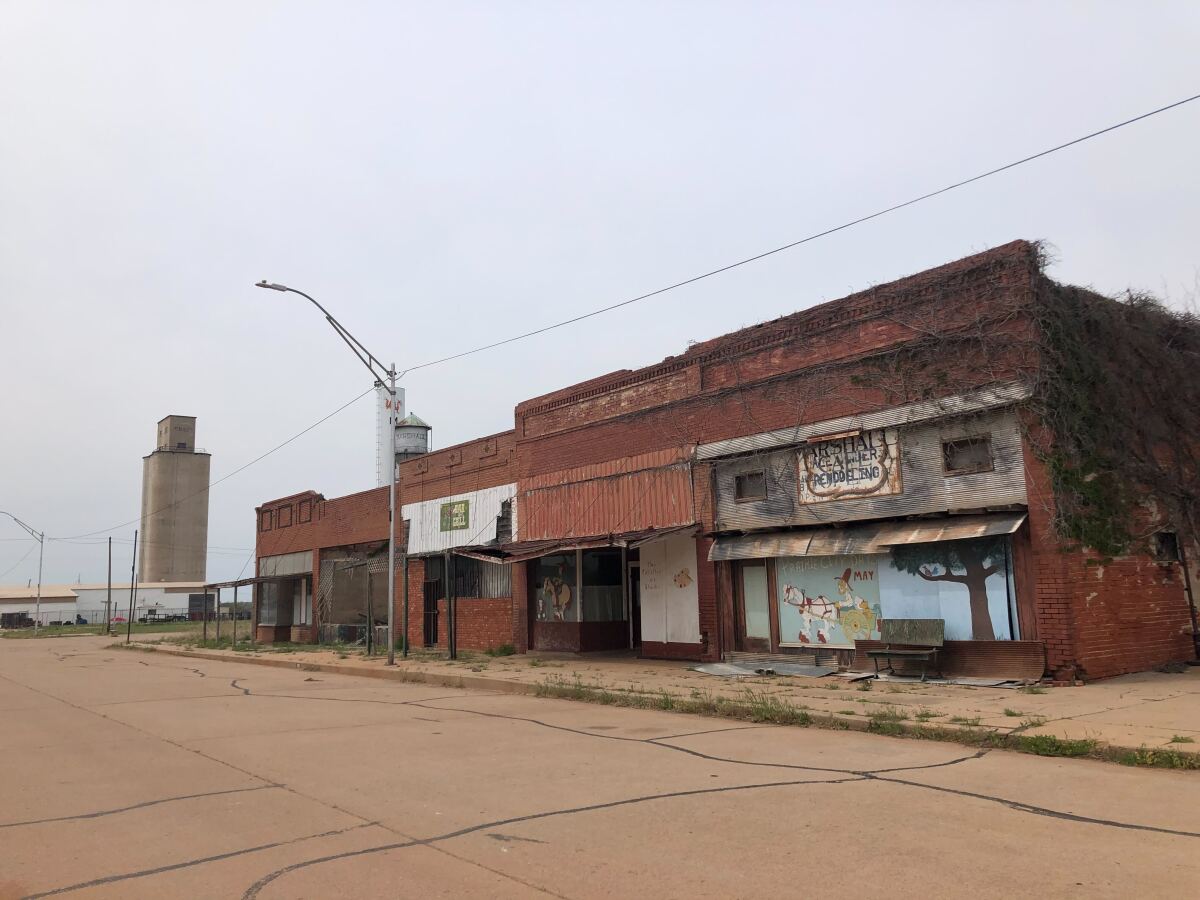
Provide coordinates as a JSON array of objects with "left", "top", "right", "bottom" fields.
[
  {"left": 735, "top": 471, "right": 766, "bottom": 501},
  {"left": 442, "top": 557, "right": 511, "bottom": 599},
  {"left": 942, "top": 436, "right": 993, "bottom": 475}
]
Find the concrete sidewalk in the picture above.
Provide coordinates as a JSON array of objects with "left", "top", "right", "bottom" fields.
[{"left": 133, "top": 636, "right": 1200, "bottom": 764}]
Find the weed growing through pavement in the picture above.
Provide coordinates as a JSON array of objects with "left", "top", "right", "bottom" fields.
[
  {"left": 948, "top": 716, "right": 982, "bottom": 726},
  {"left": 1020, "top": 684, "right": 1048, "bottom": 695},
  {"left": 1003, "top": 708, "right": 1026, "bottom": 717},
  {"left": 1012, "top": 735, "right": 1096, "bottom": 757},
  {"left": 1168, "top": 735, "right": 1195, "bottom": 744},
  {"left": 1117, "top": 746, "right": 1200, "bottom": 769}
]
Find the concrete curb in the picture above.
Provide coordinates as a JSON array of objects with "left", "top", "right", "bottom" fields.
[
  {"left": 125, "top": 643, "right": 1200, "bottom": 769},
  {"left": 131, "top": 643, "right": 537, "bottom": 695}
]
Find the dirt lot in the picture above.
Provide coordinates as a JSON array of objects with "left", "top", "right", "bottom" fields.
[{"left": 1, "top": 636, "right": 1198, "bottom": 899}]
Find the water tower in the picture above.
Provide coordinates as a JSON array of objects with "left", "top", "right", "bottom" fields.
[{"left": 395, "top": 414, "right": 431, "bottom": 461}]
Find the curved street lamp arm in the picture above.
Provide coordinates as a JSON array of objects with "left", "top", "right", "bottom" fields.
[
  {"left": 0, "top": 511, "right": 42, "bottom": 541},
  {"left": 282, "top": 287, "right": 393, "bottom": 385}
]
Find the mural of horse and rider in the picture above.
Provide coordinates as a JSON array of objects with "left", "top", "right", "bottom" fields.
[{"left": 777, "top": 536, "right": 1015, "bottom": 646}]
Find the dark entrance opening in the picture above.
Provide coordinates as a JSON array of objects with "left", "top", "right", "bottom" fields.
[{"left": 422, "top": 556, "right": 443, "bottom": 647}]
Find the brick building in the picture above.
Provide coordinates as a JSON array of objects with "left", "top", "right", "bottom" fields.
[{"left": 253, "top": 240, "right": 1198, "bottom": 680}]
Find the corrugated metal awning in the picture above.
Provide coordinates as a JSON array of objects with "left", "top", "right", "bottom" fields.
[
  {"left": 874, "top": 513, "right": 1026, "bottom": 546},
  {"left": 708, "top": 513, "right": 1026, "bottom": 562},
  {"left": 456, "top": 525, "right": 698, "bottom": 564}
]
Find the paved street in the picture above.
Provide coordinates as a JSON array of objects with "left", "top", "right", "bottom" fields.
[{"left": 2, "top": 637, "right": 1198, "bottom": 899}]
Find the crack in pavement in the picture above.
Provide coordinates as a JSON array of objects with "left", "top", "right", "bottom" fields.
[
  {"left": 10, "top": 652, "right": 1198, "bottom": 900},
  {"left": 22, "top": 822, "right": 381, "bottom": 899},
  {"left": 241, "top": 777, "right": 866, "bottom": 900},
  {"left": 407, "top": 699, "right": 985, "bottom": 776},
  {"left": 0, "top": 785, "right": 277, "bottom": 830},
  {"left": 870, "top": 774, "right": 1200, "bottom": 839}
]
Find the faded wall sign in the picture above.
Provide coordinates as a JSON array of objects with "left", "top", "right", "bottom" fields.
[
  {"left": 439, "top": 499, "right": 470, "bottom": 532},
  {"left": 797, "top": 428, "right": 901, "bottom": 504}
]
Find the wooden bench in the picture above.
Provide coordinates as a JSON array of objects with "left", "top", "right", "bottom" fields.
[{"left": 863, "top": 619, "right": 945, "bottom": 681}]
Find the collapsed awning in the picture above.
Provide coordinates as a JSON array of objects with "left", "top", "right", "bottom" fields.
[
  {"left": 708, "top": 513, "right": 1026, "bottom": 562},
  {"left": 455, "top": 524, "right": 697, "bottom": 564}
]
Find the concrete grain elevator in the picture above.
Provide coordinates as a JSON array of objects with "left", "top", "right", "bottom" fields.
[{"left": 139, "top": 415, "right": 211, "bottom": 582}]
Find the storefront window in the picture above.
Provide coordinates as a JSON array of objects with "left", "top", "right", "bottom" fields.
[
  {"left": 775, "top": 537, "right": 1016, "bottom": 647},
  {"left": 581, "top": 549, "right": 623, "bottom": 621},
  {"left": 534, "top": 553, "right": 578, "bottom": 622}
]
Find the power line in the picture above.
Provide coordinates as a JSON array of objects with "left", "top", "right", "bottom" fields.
[
  {"left": 0, "top": 544, "right": 36, "bottom": 579},
  {"left": 399, "top": 91, "right": 1200, "bottom": 378},
  {"left": 52, "top": 386, "right": 376, "bottom": 541}
]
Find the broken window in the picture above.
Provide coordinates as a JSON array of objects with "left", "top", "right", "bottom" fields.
[
  {"left": 734, "top": 471, "right": 767, "bottom": 501},
  {"left": 942, "top": 436, "right": 993, "bottom": 475}
]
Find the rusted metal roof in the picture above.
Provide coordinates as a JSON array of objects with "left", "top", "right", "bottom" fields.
[
  {"left": 519, "top": 464, "right": 694, "bottom": 541},
  {"left": 708, "top": 513, "right": 1026, "bottom": 562}
]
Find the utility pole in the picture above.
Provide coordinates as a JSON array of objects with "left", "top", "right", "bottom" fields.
[
  {"left": 125, "top": 530, "right": 138, "bottom": 644},
  {"left": 106, "top": 537, "right": 112, "bottom": 633},
  {"left": 1, "top": 511, "right": 44, "bottom": 634},
  {"left": 255, "top": 281, "right": 401, "bottom": 664}
]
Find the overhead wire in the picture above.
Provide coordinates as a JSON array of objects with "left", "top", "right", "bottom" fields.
[
  {"left": 398, "top": 91, "right": 1200, "bottom": 377},
  {"left": 33, "top": 91, "right": 1200, "bottom": 565},
  {"left": 0, "top": 544, "right": 37, "bottom": 580},
  {"left": 51, "top": 386, "right": 376, "bottom": 541}
]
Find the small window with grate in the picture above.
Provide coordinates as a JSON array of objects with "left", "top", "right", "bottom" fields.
[
  {"left": 735, "top": 471, "right": 767, "bottom": 501},
  {"left": 1152, "top": 531, "right": 1180, "bottom": 562},
  {"left": 942, "top": 436, "right": 993, "bottom": 476}
]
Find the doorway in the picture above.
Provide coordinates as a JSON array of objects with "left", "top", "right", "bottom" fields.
[
  {"left": 422, "top": 556, "right": 442, "bottom": 647},
  {"left": 628, "top": 561, "right": 641, "bottom": 649},
  {"left": 734, "top": 560, "right": 771, "bottom": 652}
]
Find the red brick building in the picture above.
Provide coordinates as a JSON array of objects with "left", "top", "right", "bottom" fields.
[{"left": 254, "top": 241, "right": 1198, "bottom": 680}]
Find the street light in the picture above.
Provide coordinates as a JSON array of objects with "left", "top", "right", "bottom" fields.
[
  {"left": 255, "top": 281, "right": 401, "bottom": 665},
  {"left": 1, "top": 511, "right": 44, "bottom": 634}
]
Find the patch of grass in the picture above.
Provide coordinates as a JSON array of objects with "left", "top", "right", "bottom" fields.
[
  {"left": 913, "top": 708, "right": 940, "bottom": 721},
  {"left": 866, "top": 707, "right": 908, "bottom": 734},
  {"left": 1019, "top": 716, "right": 1048, "bottom": 729},
  {"left": 1012, "top": 734, "right": 1096, "bottom": 758},
  {"left": 1003, "top": 708, "right": 1026, "bottom": 717},
  {"left": 512, "top": 666, "right": 1200, "bottom": 771},
  {"left": 739, "top": 689, "right": 811, "bottom": 726},
  {"left": 1116, "top": 747, "right": 1200, "bottom": 770},
  {"left": 867, "top": 718, "right": 905, "bottom": 736},
  {"left": 485, "top": 643, "right": 516, "bottom": 657},
  {"left": 5, "top": 621, "right": 205, "bottom": 639},
  {"left": 1168, "top": 735, "right": 1195, "bottom": 744},
  {"left": 1020, "top": 684, "right": 1047, "bottom": 695},
  {"left": 855, "top": 680, "right": 873, "bottom": 692}
]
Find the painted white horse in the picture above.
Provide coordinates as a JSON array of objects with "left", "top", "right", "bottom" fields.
[{"left": 781, "top": 584, "right": 839, "bottom": 643}]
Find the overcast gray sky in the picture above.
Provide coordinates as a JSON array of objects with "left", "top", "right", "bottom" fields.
[{"left": 1, "top": 1, "right": 1197, "bottom": 585}]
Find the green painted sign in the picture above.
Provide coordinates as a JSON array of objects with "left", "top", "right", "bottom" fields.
[{"left": 440, "top": 499, "right": 470, "bottom": 532}]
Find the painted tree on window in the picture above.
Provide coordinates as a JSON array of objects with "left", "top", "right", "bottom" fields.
[{"left": 888, "top": 537, "right": 1007, "bottom": 641}]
